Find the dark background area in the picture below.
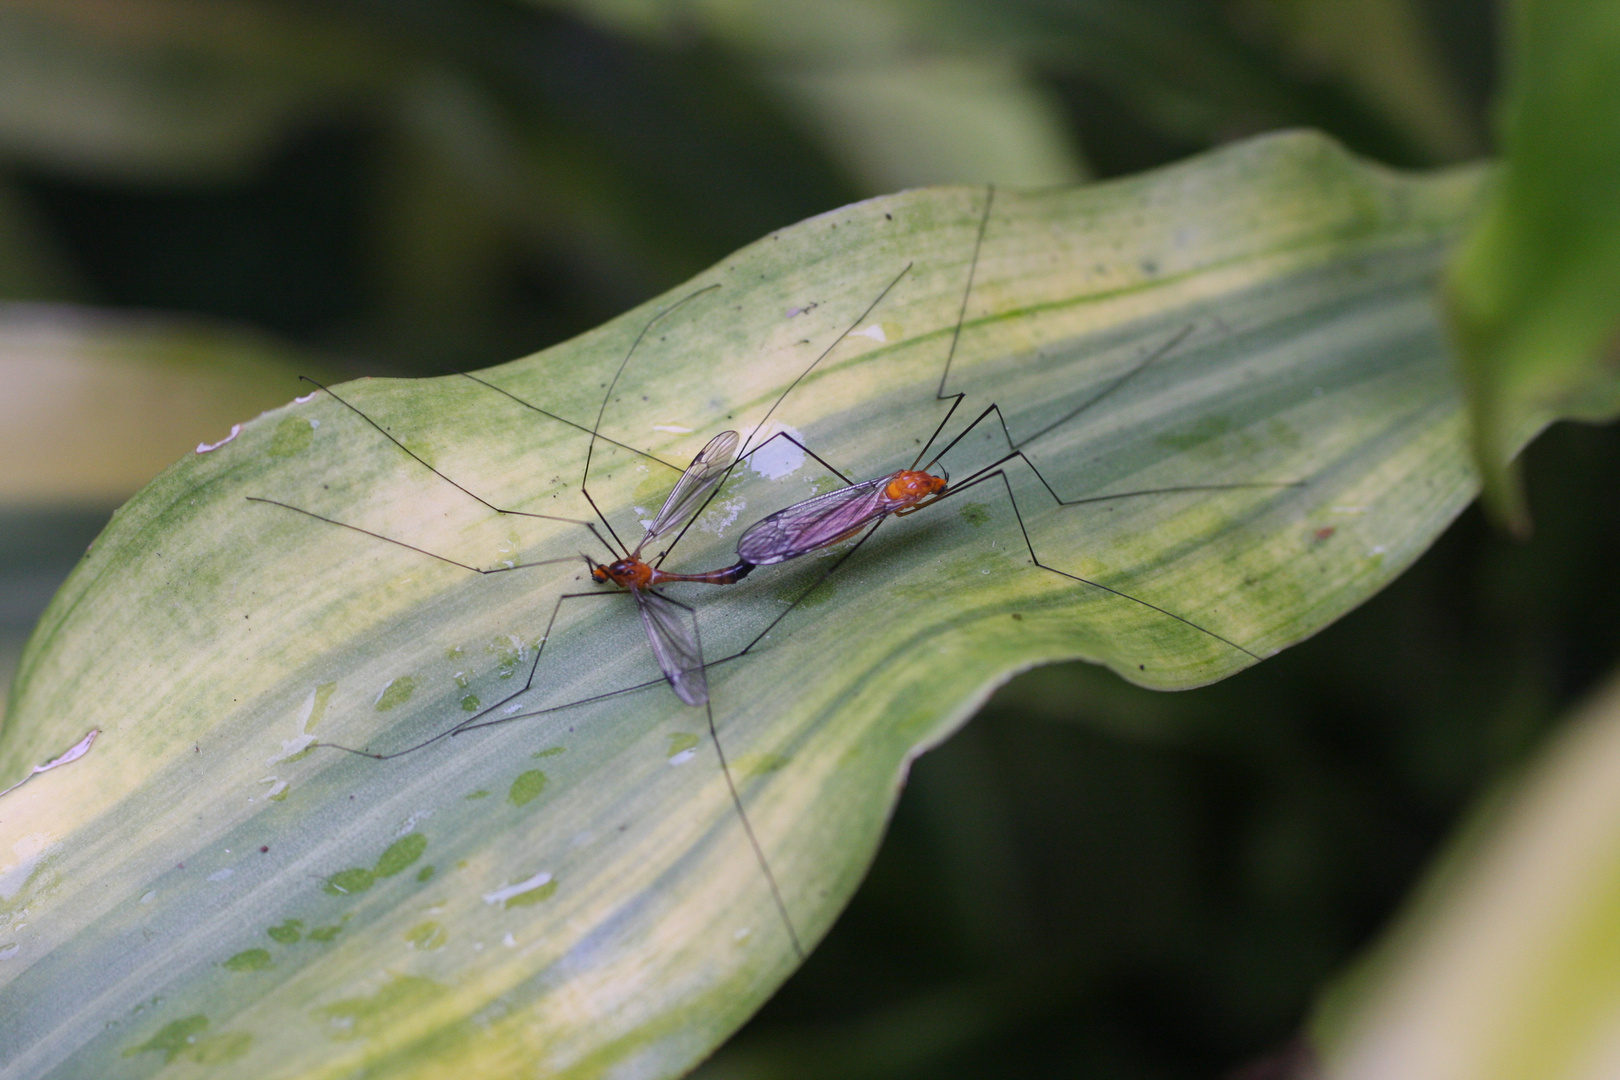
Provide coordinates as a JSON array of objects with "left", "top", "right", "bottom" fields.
[{"left": 8, "top": 1, "right": 1616, "bottom": 1077}]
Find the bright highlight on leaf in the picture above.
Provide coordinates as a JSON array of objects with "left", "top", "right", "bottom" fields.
[{"left": 1, "top": 132, "right": 1485, "bottom": 1079}]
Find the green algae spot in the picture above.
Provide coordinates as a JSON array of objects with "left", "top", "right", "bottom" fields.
[
  {"left": 744, "top": 753, "right": 791, "bottom": 776},
  {"left": 485, "top": 635, "right": 522, "bottom": 678},
  {"left": 123, "top": 1015, "right": 209, "bottom": 1062},
  {"left": 416, "top": 865, "right": 435, "bottom": 883},
  {"left": 324, "top": 868, "right": 376, "bottom": 896},
  {"left": 303, "top": 681, "right": 337, "bottom": 733},
  {"left": 405, "top": 921, "right": 448, "bottom": 950},
  {"left": 504, "top": 879, "right": 558, "bottom": 908},
  {"left": 266, "top": 416, "right": 315, "bottom": 458},
  {"left": 187, "top": 1031, "right": 252, "bottom": 1065},
  {"left": 508, "top": 769, "right": 547, "bottom": 807},
  {"left": 375, "top": 833, "right": 427, "bottom": 877},
  {"left": 633, "top": 468, "right": 674, "bottom": 506},
  {"left": 465, "top": 789, "right": 490, "bottom": 800},
  {"left": 533, "top": 745, "right": 565, "bottom": 758},
  {"left": 667, "top": 732, "right": 700, "bottom": 760},
  {"left": 958, "top": 501, "right": 990, "bottom": 527},
  {"left": 307, "top": 920, "right": 346, "bottom": 943},
  {"left": 315, "top": 974, "right": 447, "bottom": 1041},
  {"left": 222, "top": 949, "right": 273, "bottom": 972},
  {"left": 794, "top": 576, "right": 837, "bottom": 608},
  {"left": 1156, "top": 414, "right": 1234, "bottom": 451},
  {"left": 374, "top": 675, "right": 417, "bottom": 712},
  {"left": 267, "top": 782, "right": 292, "bottom": 801},
  {"left": 459, "top": 694, "right": 480, "bottom": 712},
  {"left": 1266, "top": 416, "right": 1303, "bottom": 449},
  {"left": 266, "top": 919, "right": 303, "bottom": 944},
  {"left": 122, "top": 1016, "right": 251, "bottom": 1065}
]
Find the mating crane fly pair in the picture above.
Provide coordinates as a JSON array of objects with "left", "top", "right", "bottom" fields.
[{"left": 250, "top": 187, "right": 1294, "bottom": 960}]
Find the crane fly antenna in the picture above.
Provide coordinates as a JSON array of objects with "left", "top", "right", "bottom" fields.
[
  {"left": 740, "top": 261, "right": 913, "bottom": 461},
  {"left": 582, "top": 283, "right": 721, "bottom": 487},
  {"left": 930, "top": 184, "right": 993, "bottom": 401},
  {"left": 653, "top": 262, "right": 915, "bottom": 568},
  {"left": 909, "top": 184, "right": 993, "bottom": 469},
  {"left": 458, "top": 371, "right": 681, "bottom": 475}
]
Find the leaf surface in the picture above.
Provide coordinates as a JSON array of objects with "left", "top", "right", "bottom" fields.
[{"left": 1, "top": 132, "right": 1484, "bottom": 1079}]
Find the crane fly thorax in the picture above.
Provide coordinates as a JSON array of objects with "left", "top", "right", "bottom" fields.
[
  {"left": 884, "top": 470, "right": 948, "bottom": 507},
  {"left": 594, "top": 557, "right": 655, "bottom": 589}
]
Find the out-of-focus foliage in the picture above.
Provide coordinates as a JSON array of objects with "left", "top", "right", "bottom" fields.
[
  {"left": 1321, "top": 670, "right": 1620, "bottom": 1080},
  {"left": 0, "top": 0, "right": 1490, "bottom": 379},
  {"left": 0, "top": 306, "right": 321, "bottom": 506},
  {"left": 1446, "top": 0, "right": 1620, "bottom": 532}
]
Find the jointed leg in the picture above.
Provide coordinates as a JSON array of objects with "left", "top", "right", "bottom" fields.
[
  {"left": 926, "top": 467, "right": 1261, "bottom": 660},
  {"left": 246, "top": 497, "right": 587, "bottom": 575},
  {"left": 703, "top": 695, "right": 805, "bottom": 959},
  {"left": 298, "top": 377, "right": 616, "bottom": 557},
  {"left": 910, "top": 400, "right": 1300, "bottom": 512},
  {"left": 317, "top": 589, "right": 629, "bottom": 759}
]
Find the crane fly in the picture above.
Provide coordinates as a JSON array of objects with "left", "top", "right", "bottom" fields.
[
  {"left": 581, "top": 428, "right": 746, "bottom": 706},
  {"left": 663, "top": 322, "right": 1290, "bottom": 666},
  {"left": 242, "top": 274, "right": 913, "bottom": 962},
  {"left": 569, "top": 185, "right": 1299, "bottom": 671}
]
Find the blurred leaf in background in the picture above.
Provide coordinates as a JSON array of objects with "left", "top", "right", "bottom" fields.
[
  {"left": 1321, "top": 669, "right": 1620, "bottom": 1080},
  {"left": 1445, "top": 0, "right": 1620, "bottom": 532}
]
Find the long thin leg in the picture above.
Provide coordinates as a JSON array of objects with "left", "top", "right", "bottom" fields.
[
  {"left": 582, "top": 283, "right": 721, "bottom": 484},
  {"left": 459, "top": 371, "right": 681, "bottom": 475},
  {"left": 907, "top": 400, "right": 1301, "bottom": 513},
  {"left": 246, "top": 497, "right": 586, "bottom": 575},
  {"left": 301, "top": 378, "right": 607, "bottom": 535},
  {"left": 317, "top": 589, "right": 626, "bottom": 760},
  {"left": 619, "top": 591, "right": 806, "bottom": 957},
  {"left": 925, "top": 466, "right": 1262, "bottom": 661},
  {"left": 739, "top": 262, "right": 914, "bottom": 462},
  {"left": 930, "top": 184, "right": 995, "bottom": 403},
  {"left": 736, "top": 430, "right": 855, "bottom": 487},
  {"left": 920, "top": 324, "right": 1194, "bottom": 476},
  {"left": 651, "top": 257, "right": 913, "bottom": 564},
  {"left": 704, "top": 696, "right": 805, "bottom": 959},
  {"left": 1005, "top": 324, "right": 1195, "bottom": 451},
  {"left": 736, "top": 522, "right": 886, "bottom": 656},
  {"left": 908, "top": 183, "right": 994, "bottom": 469},
  {"left": 275, "top": 379, "right": 622, "bottom": 560},
  {"left": 647, "top": 430, "right": 858, "bottom": 571}
]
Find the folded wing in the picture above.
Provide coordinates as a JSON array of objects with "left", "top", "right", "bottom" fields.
[
  {"left": 735, "top": 475, "right": 895, "bottom": 566},
  {"left": 643, "top": 430, "right": 740, "bottom": 546},
  {"left": 635, "top": 588, "right": 708, "bottom": 706}
]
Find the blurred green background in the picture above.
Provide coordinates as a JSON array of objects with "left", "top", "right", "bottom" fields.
[{"left": 4, "top": 1, "right": 1616, "bottom": 1077}]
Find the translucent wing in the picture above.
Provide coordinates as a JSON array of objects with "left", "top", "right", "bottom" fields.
[
  {"left": 735, "top": 475, "right": 896, "bottom": 566},
  {"left": 635, "top": 588, "right": 708, "bottom": 706},
  {"left": 644, "top": 430, "right": 740, "bottom": 545}
]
